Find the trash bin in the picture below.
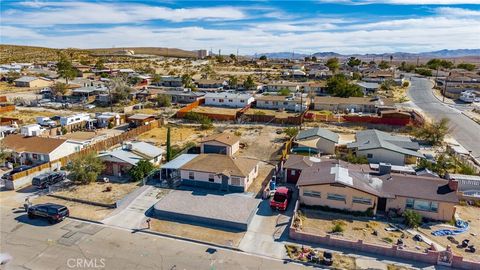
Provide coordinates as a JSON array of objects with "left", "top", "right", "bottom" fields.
[{"left": 269, "top": 180, "right": 276, "bottom": 191}]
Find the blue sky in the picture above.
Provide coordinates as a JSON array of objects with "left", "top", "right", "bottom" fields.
[{"left": 1, "top": 0, "right": 479, "bottom": 54}]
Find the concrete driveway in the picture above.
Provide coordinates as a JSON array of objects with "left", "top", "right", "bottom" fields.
[
  {"left": 239, "top": 187, "right": 297, "bottom": 259},
  {"left": 102, "top": 185, "right": 166, "bottom": 230}
]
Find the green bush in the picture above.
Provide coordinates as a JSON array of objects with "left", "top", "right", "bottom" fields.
[
  {"left": 331, "top": 223, "right": 345, "bottom": 233},
  {"left": 403, "top": 209, "right": 422, "bottom": 228}
]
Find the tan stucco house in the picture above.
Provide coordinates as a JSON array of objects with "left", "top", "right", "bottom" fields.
[
  {"left": 14, "top": 76, "right": 52, "bottom": 88},
  {"left": 294, "top": 127, "right": 339, "bottom": 155},
  {"left": 200, "top": 133, "right": 240, "bottom": 156},
  {"left": 296, "top": 159, "right": 458, "bottom": 221}
]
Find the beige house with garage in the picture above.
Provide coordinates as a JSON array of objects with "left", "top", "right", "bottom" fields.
[
  {"left": 296, "top": 159, "right": 458, "bottom": 221},
  {"left": 200, "top": 133, "right": 240, "bottom": 156}
]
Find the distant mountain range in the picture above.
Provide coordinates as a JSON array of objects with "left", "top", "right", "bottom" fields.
[{"left": 256, "top": 49, "right": 480, "bottom": 60}]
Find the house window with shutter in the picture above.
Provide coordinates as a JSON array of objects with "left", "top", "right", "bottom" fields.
[
  {"left": 188, "top": 172, "right": 194, "bottom": 180},
  {"left": 231, "top": 177, "right": 242, "bottom": 186}
]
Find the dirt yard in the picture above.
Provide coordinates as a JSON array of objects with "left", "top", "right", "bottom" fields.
[
  {"left": 244, "top": 108, "right": 299, "bottom": 119},
  {"left": 0, "top": 108, "right": 60, "bottom": 124},
  {"left": 138, "top": 124, "right": 214, "bottom": 147},
  {"left": 150, "top": 218, "right": 245, "bottom": 248},
  {"left": 300, "top": 209, "right": 430, "bottom": 252},
  {"left": 418, "top": 206, "right": 480, "bottom": 262},
  {"left": 191, "top": 105, "right": 240, "bottom": 116},
  {"left": 32, "top": 195, "right": 113, "bottom": 221},
  {"left": 53, "top": 181, "right": 140, "bottom": 205}
]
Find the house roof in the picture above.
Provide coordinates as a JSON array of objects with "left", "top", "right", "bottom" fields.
[
  {"left": 3, "top": 134, "right": 66, "bottom": 154},
  {"left": 347, "top": 129, "right": 423, "bottom": 158},
  {"left": 283, "top": 154, "right": 322, "bottom": 170},
  {"left": 296, "top": 127, "right": 339, "bottom": 143},
  {"left": 356, "top": 82, "right": 380, "bottom": 89},
  {"left": 180, "top": 154, "right": 258, "bottom": 177},
  {"left": 98, "top": 141, "right": 163, "bottom": 165},
  {"left": 128, "top": 114, "right": 155, "bottom": 121},
  {"left": 313, "top": 96, "right": 395, "bottom": 106},
  {"left": 204, "top": 92, "right": 253, "bottom": 99},
  {"left": 14, "top": 76, "right": 49, "bottom": 83},
  {"left": 201, "top": 133, "right": 240, "bottom": 146},
  {"left": 196, "top": 79, "right": 225, "bottom": 85},
  {"left": 297, "top": 160, "right": 458, "bottom": 203},
  {"left": 255, "top": 95, "right": 302, "bottom": 102}
]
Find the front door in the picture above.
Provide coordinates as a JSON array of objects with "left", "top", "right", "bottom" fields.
[
  {"left": 377, "top": 198, "right": 387, "bottom": 212},
  {"left": 221, "top": 175, "right": 229, "bottom": 192}
]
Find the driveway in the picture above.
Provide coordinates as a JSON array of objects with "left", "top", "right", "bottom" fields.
[
  {"left": 239, "top": 188, "right": 297, "bottom": 259},
  {"left": 102, "top": 185, "right": 166, "bottom": 229},
  {"left": 406, "top": 76, "right": 480, "bottom": 158}
]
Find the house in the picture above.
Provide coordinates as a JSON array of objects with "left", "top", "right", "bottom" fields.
[
  {"left": 14, "top": 76, "right": 52, "bottom": 88},
  {"left": 204, "top": 92, "right": 254, "bottom": 108},
  {"left": 158, "top": 154, "right": 199, "bottom": 183},
  {"left": 98, "top": 141, "right": 164, "bottom": 177},
  {"left": 3, "top": 134, "right": 77, "bottom": 165},
  {"left": 294, "top": 127, "right": 339, "bottom": 155},
  {"left": 179, "top": 154, "right": 259, "bottom": 192},
  {"left": 200, "top": 133, "right": 240, "bottom": 156},
  {"left": 196, "top": 79, "right": 227, "bottom": 90},
  {"left": 255, "top": 95, "right": 309, "bottom": 112},
  {"left": 313, "top": 96, "right": 395, "bottom": 113},
  {"left": 60, "top": 131, "right": 107, "bottom": 150},
  {"left": 283, "top": 154, "right": 322, "bottom": 184},
  {"left": 301, "top": 81, "right": 327, "bottom": 95},
  {"left": 446, "top": 174, "right": 480, "bottom": 201},
  {"left": 95, "top": 112, "right": 121, "bottom": 128},
  {"left": 159, "top": 76, "right": 183, "bottom": 87},
  {"left": 127, "top": 114, "right": 155, "bottom": 127},
  {"left": 297, "top": 160, "right": 458, "bottom": 221},
  {"left": 356, "top": 81, "right": 380, "bottom": 94},
  {"left": 347, "top": 129, "right": 424, "bottom": 166},
  {"left": 264, "top": 82, "right": 299, "bottom": 92},
  {"left": 71, "top": 85, "right": 108, "bottom": 100}
]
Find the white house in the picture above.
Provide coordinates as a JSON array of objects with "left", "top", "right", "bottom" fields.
[
  {"left": 180, "top": 154, "right": 259, "bottom": 192},
  {"left": 204, "top": 92, "right": 254, "bottom": 108},
  {"left": 3, "top": 134, "right": 77, "bottom": 165},
  {"left": 255, "top": 94, "right": 310, "bottom": 112}
]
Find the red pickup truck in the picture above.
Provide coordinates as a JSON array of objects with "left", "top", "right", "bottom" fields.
[{"left": 270, "top": 187, "right": 292, "bottom": 211}]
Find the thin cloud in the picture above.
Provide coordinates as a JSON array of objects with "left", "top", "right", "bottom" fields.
[{"left": 317, "top": 0, "right": 480, "bottom": 4}]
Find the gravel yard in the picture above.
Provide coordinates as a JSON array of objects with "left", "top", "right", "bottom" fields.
[
  {"left": 299, "top": 209, "right": 430, "bottom": 252},
  {"left": 53, "top": 181, "right": 141, "bottom": 205}
]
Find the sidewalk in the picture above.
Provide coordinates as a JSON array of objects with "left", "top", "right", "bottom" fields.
[{"left": 102, "top": 185, "right": 167, "bottom": 229}]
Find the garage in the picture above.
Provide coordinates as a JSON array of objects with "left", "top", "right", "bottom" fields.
[{"left": 203, "top": 144, "right": 227, "bottom": 154}]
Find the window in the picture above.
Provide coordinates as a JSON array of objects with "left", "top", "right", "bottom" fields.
[
  {"left": 290, "top": 169, "right": 296, "bottom": 176},
  {"left": 188, "top": 172, "right": 194, "bottom": 180},
  {"left": 327, "top": 193, "right": 346, "bottom": 202},
  {"left": 231, "top": 177, "right": 242, "bottom": 186},
  {"left": 219, "top": 99, "right": 224, "bottom": 103},
  {"left": 208, "top": 174, "right": 215, "bottom": 182},
  {"left": 353, "top": 197, "right": 372, "bottom": 205},
  {"left": 367, "top": 153, "right": 373, "bottom": 158},
  {"left": 283, "top": 102, "right": 288, "bottom": 105},
  {"left": 303, "top": 190, "right": 321, "bottom": 198},
  {"left": 240, "top": 100, "right": 245, "bottom": 103},
  {"left": 228, "top": 99, "right": 233, "bottom": 102},
  {"left": 405, "top": 198, "right": 439, "bottom": 212}
]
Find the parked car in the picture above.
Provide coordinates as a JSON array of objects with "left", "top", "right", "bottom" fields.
[
  {"left": 1, "top": 165, "right": 33, "bottom": 180},
  {"left": 27, "top": 203, "right": 69, "bottom": 223},
  {"left": 270, "top": 186, "right": 292, "bottom": 211},
  {"left": 32, "top": 171, "right": 67, "bottom": 189}
]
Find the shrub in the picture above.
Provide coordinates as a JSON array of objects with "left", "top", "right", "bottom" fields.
[
  {"left": 402, "top": 81, "right": 410, "bottom": 88},
  {"left": 403, "top": 210, "right": 422, "bottom": 228},
  {"left": 331, "top": 223, "right": 345, "bottom": 233},
  {"left": 107, "top": 121, "right": 114, "bottom": 129},
  {"left": 234, "top": 131, "right": 242, "bottom": 137},
  {"left": 61, "top": 126, "right": 68, "bottom": 135},
  {"left": 284, "top": 127, "right": 298, "bottom": 138},
  {"left": 382, "top": 237, "right": 394, "bottom": 243}
]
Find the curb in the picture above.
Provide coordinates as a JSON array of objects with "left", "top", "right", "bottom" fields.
[
  {"left": 138, "top": 228, "right": 243, "bottom": 252},
  {"left": 67, "top": 216, "right": 104, "bottom": 225}
]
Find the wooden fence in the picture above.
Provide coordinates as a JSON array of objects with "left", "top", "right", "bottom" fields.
[
  {"left": 0, "top": 105, "right": 15, "bottom": 113},
  {"left": 11, "top": 119, "right": 162, "bottom": 181}
]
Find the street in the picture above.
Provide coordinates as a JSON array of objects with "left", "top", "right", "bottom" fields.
[
  {"left": 407, "top": 76, "right": 480, "bottom": 158},
  {"left": 0, "top": 204, "right": 309, "bottom": 270}
]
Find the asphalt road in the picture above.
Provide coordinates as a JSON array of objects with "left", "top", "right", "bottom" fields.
[
  {"left": 0, "top": 207, "right": 309, "bottom": 270},
  {"left": 407, "top": 76, "right": 480, "bottom": 158}
]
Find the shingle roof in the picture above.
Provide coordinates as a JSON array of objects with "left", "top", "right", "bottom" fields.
[
  {"left": 297, "top": 160, "right": 458, "bottom": 203},
  {"left": 283, "top": 154, "right": 321, "bottom": 170},
  {"left": 296, "top": 127, "right": 339, "bottom": 143},
  {"left": 180, "top": 154, "right": 258, "bottom": 177},
  {"left": 14, "top": 76, "right": 49, "bottom": 83},
  {"left": 201, "top": 133, "right": 240, "bottom": 146},
  {"left": 3, "top": 134, "right": 66, "bottom": 154},
  {"left": 347, "top": 130, "right": 423, "bottom": 158}
]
